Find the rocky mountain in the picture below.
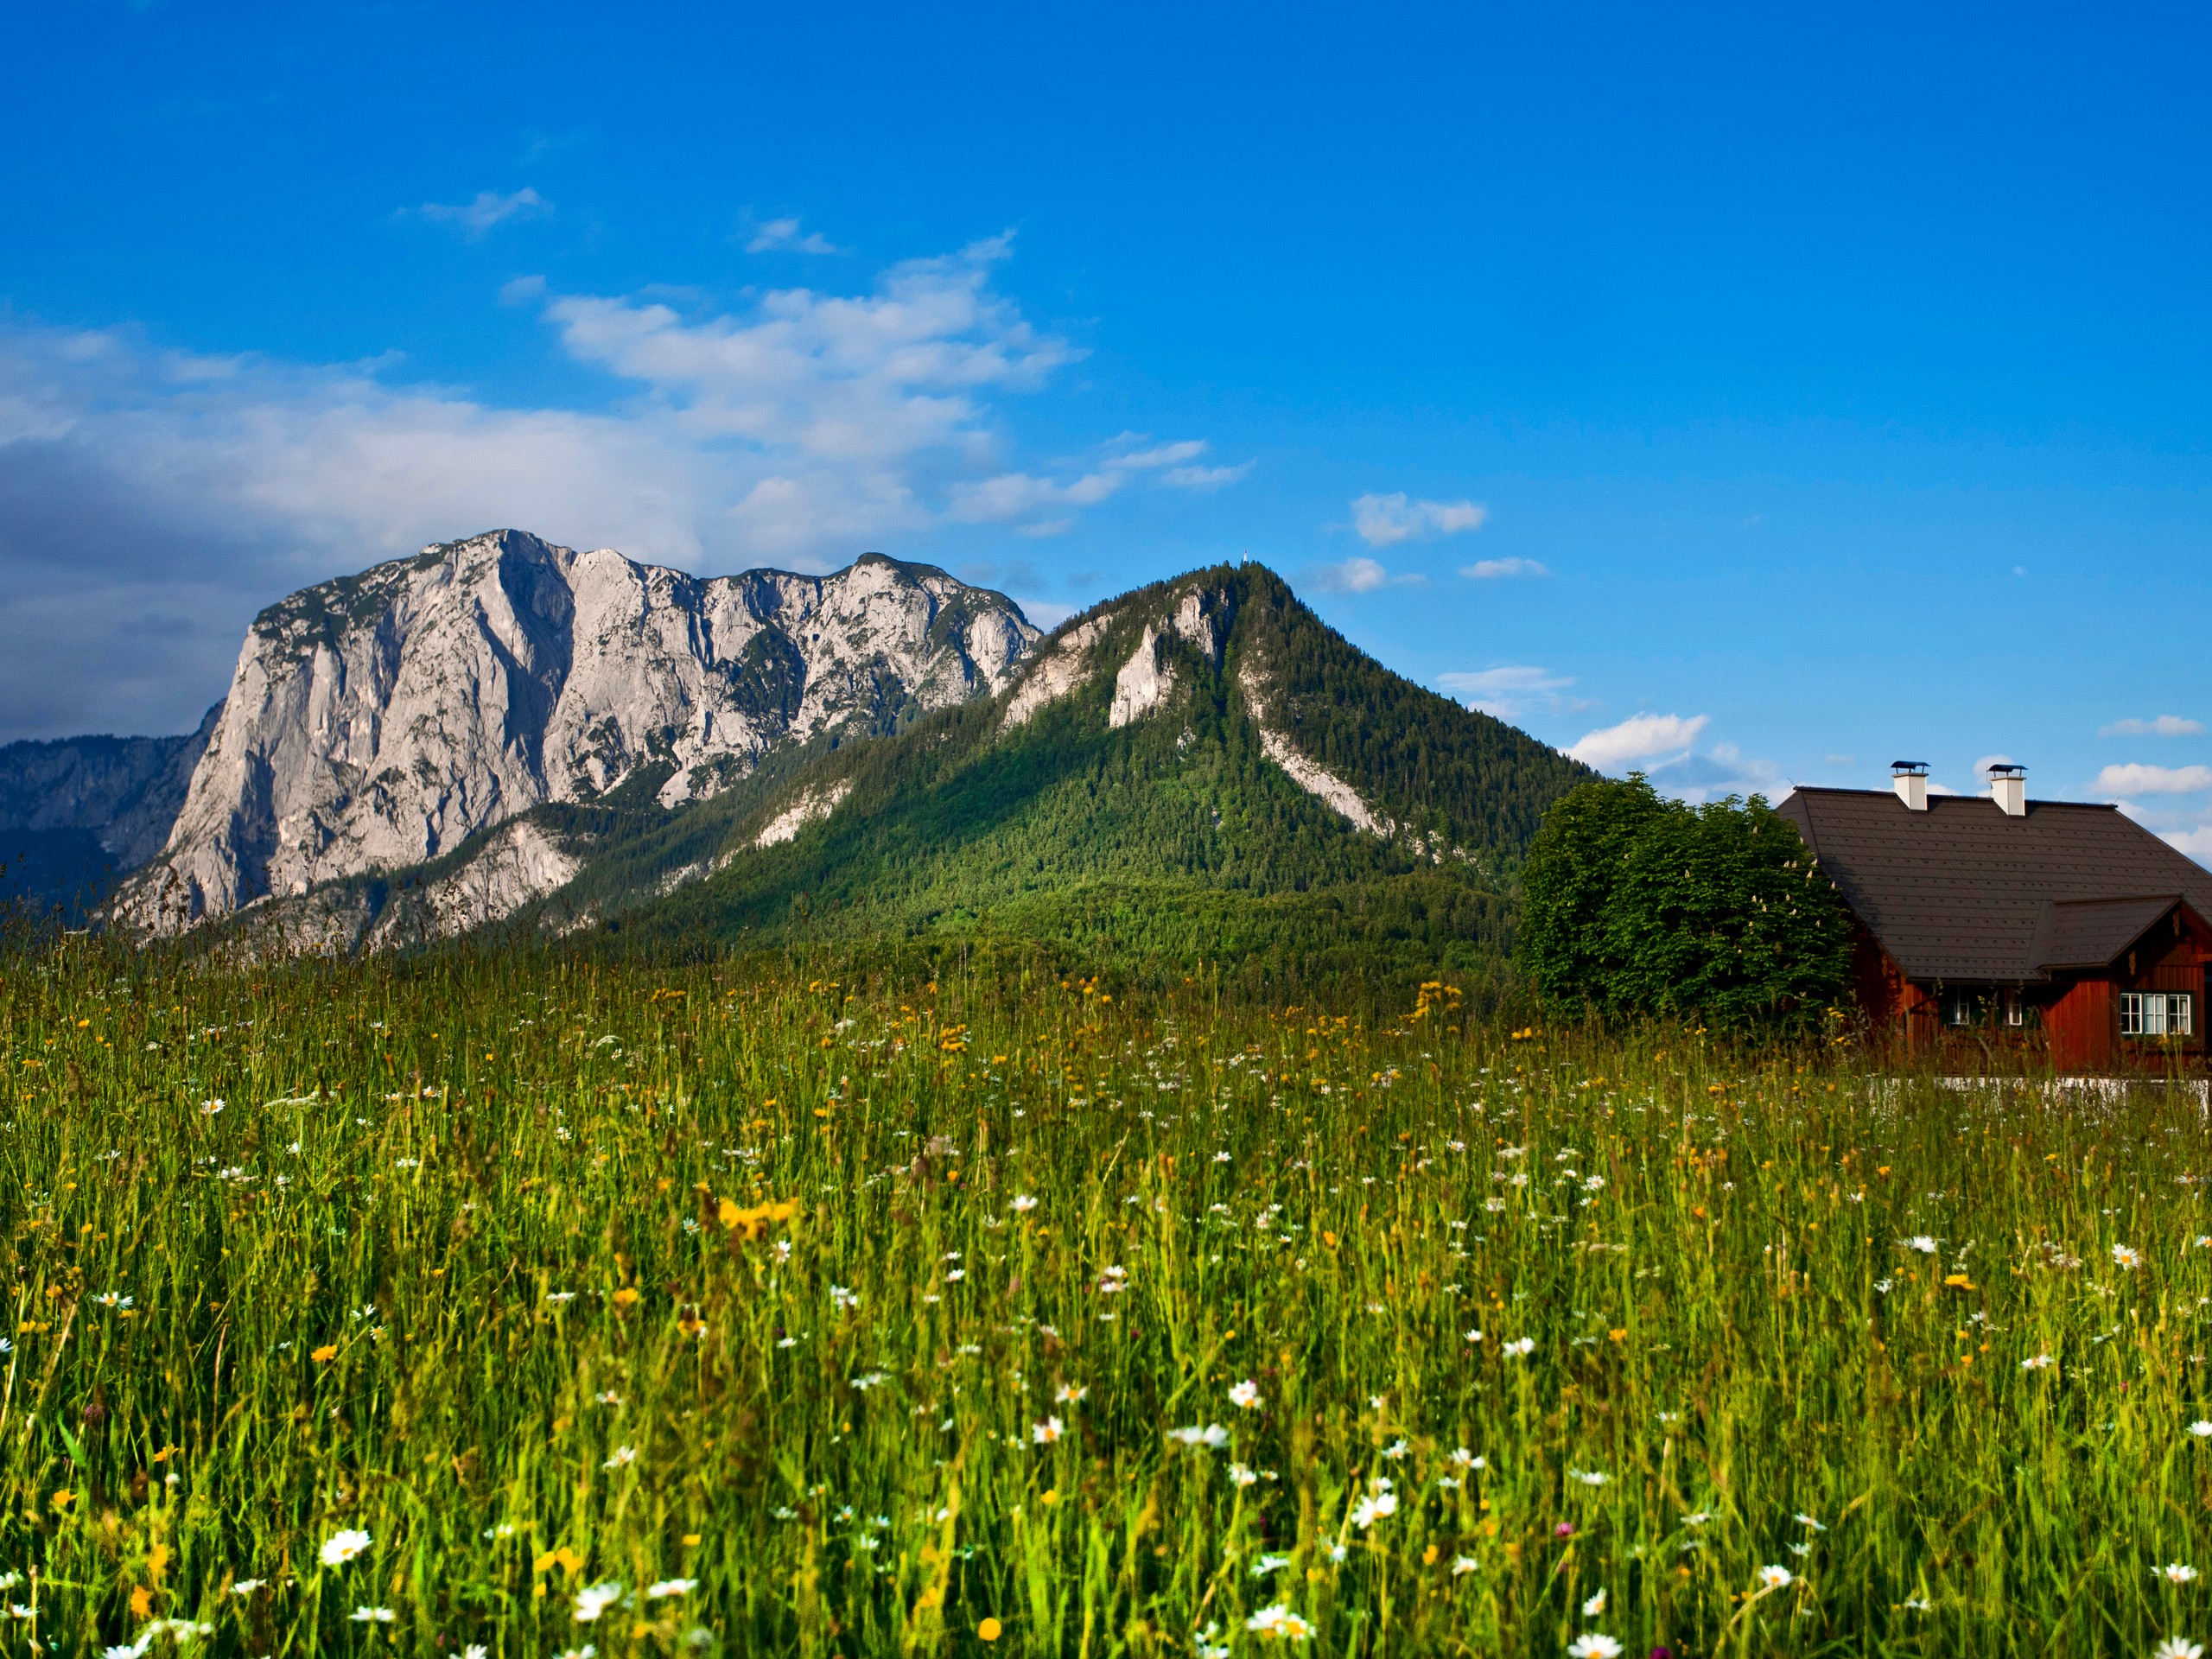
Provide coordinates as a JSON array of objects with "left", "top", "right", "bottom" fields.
[
  {"left": 224, "top": 562, "right": 1592, "bottom": 982},
  {"left": 0, "top": 703, "right": 223, "bottom": 915},
  {"left": 112, "top": 531, "right": 1038, "bottom": 935}
]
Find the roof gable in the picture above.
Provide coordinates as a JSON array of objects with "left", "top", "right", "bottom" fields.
[{"left": 1775, "top": 788, "right": 2212, "bottom": 983}]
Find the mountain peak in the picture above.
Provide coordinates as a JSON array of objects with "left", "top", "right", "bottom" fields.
[{"left": 116, "top": 534, "right": 1039, "bottom": 934}]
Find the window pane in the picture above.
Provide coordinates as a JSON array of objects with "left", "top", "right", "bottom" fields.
[
  {"left": 2122, "top": 992, "right": 2142, "bottom": 1035},
  {"left": 2148, "top": 995, "right": 2171, "bottom": 1035},
  {"left": 2178, "top": 995, "right": 2196, "bottom": 1037}
]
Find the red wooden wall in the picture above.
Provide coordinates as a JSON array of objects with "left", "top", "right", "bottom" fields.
[{"left": 2046, "top": 979, "right": 2114, "bottom": 1072}]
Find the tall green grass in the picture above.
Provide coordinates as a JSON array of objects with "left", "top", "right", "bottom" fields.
[{"left": 3, "top": 939, "right": 2210, "bottom": 1656}]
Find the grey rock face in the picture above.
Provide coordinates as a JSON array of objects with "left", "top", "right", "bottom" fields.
[
  {"left": 115, "top": 530, "right": 1037, "bottom": 932},
  {"left": 0, "top": 701, "right": 223, "bottom": 869}
]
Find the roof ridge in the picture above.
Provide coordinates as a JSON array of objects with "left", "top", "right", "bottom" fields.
[{"left": 1785, "top": 785, "right": 2119, "bottom": 810}]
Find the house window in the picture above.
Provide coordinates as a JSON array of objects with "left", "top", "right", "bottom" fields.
[
  {"left": 2121, "top": 991, "right": 2194, "bottom": 1037},
  {"left": 2003, "top": 989, "right": 2023, "bottom": 1027},
  {"left": 1942, "top": 988, "right": 1979, "bottom": 1027}
]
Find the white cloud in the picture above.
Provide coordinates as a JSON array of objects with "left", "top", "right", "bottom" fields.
[
  {"left": 1163, "top": 461, "right": 1253, "bottom": 490},
  {"left": 1113, "top": 439, "right": 1249, "bottom": 492},
  {"left": 941, "top": 435, "right": 1238, "bottom": 526},
  {"left": 1567, "top": 713, "right": 1710, "bottom": 769},
  {"left": 1107, "top": 438, "right": 1207, "bottom": 469},
  {"left": 948, "top": 472, "right": 1116, "bottom": 522},
  {"left": 1350, "top": 492, "right": 1489, "bottom": 548},
  {"left": 2095, "top": 763, "right": 2212, "bottom": 795},
  {"left": 1972, "top": 753, "right": 2016, "bottom": 779},
  {"left": 2164, "top": 825, "right": 2212, "bottom": 859},
  {"left": 1014, "top": 597, "right": 1077, "bottom": 629},
  {"left": 746, "top": 216, "right": 847, "bottom": 255},
  {"left": 2109, "top": 795, "right": 2212, "bottom": 868},
  {"left": 2101, "top": 715, "right": 2205, "bottom": 737},
  {"left": 0, "top": 234, "right": 1202, "bottom": 740},
  {"left": 1643, "top": 742, "right": 1788, "bottom": 804},
  {"left": 1550, "top": 709, "right": 1782, "bottom": 801},
  {"left": 1437, "top": 664, "right": 1579, "bottom": 720},
  {"left": 1460, "top": 556, "right": 1548, "bottom": 579},
  {"left": 1307, "top": 556, "right": 1424, "bottom": 594},
  {"left": 417, "top": 188, "right": 550, "bottom": 237}
]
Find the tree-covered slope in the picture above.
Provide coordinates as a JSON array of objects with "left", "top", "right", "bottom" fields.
[{"left": 544, "top": 563, "right": 1593, "bottom": 974}]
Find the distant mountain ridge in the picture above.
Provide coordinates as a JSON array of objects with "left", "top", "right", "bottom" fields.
[
  {"left": 0, "top": 703, "right": 221, "bottom": 868},
  {"left": 111, "top": 531, "right": 1039, "bottom": 934},
  {"left": 0, "top": 704, "right": 223, "bottom": 916}
]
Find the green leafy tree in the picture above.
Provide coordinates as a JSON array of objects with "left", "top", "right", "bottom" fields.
[
  {"left": 1516, "top": 775, "right": 1669, "bottom": 1013},
  {"left": 1518, "top": 775, "right": 1850, "bottom": 1028}
]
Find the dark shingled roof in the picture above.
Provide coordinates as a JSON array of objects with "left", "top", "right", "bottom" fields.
[{"left": 1775, "top": 787, "right": 2212, "bottom": 984}]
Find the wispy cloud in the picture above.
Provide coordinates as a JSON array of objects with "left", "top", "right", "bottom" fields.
[
  {"left": 1437, "top": 664, "right": 1581, "bottom": 721},
  {"left": 1163, "top": 461, "right": 1253, "bottom": 490},
  {"left": 1350, "top": 492, "right": 1487, "bottom": 548},
  {"left": 2164, "top": 826, "right": 2212, "bottom": 858},
  {"left": 416, "top": 188, "right": 550, "bottom": 238},
  {"left": 1014, "top": 597, "right": 1077, "bottom": 628},
  {"left": 947, "top": 436, "right": 1245, "bottom": 528},
  {"left": 1567, "top": 712, "right": 1710, "bottom": 769},
  {"left": 2096, "top": 763, "right": 2212, "bottom": 795},
  {"left": 1460, "top": 556, "right": 1547, "bottom": 580},
  {"left": 2101, "top": 715, "right": 2204, "bottom": 737},
  {"left": 1306, "top": 556, "right": 1422, "bottom": 594},
  {"left": 0, "top": 233, "right": 1204, "bottom": 741},
  {"left": 948, "top": 473, "right": 1116, "bottom": 521},
  {"left": 746, "top": 216, "right": 847, "bottom": 255},
  {"left": 1642, "top": 741, "right": 1786, "bottom": 804}
]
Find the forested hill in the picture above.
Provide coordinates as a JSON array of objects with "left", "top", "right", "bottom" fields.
[{"left": 537, "top": 562, "right": 1594, "bottom": 976}]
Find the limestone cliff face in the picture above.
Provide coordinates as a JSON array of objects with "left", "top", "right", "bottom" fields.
[{"left": 115, "top": 530, "right": 1037, "bottom": 932}]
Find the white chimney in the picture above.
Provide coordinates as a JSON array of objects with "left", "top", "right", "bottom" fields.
[
  {"left": 1891, "top": 760, "right": 1929, "bottom": 811},
  {"left": 1989, "top": 763, "right": 2026, "bottom": 817}
]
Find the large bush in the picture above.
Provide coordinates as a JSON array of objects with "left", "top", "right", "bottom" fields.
[{"left": 1517, "top": 774, "right": 1850, "bottom": 1027}]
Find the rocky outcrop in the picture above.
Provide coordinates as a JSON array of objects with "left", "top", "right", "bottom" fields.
[
  {"left": 1001, "top": 616, "right": 1112, "bottom": 730},
  {"left": 376, "top": 819, "right": 583, "bottom": 944},
  {"left": 755, "top": 780, "right": 854, "bottom": 848},
  {"left": 0, "top": 701, "right": 223, "bottom": 870},
  {"left": 1108, "top": 626, "right": 1175, "bottom": 728},
  {"left": 1007, "top": 579, "right": 1236, "bottom": 734},
  {"left": 114, "top": 531, "right": 1037, "bottom": 934},
  {"left": 1237, "top": 660, "right": 1395, "bottom": 836}
]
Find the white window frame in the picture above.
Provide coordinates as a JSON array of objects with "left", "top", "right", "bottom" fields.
[{"left": 2121, "top": 991, "right": 2193, "bottom": 1038}]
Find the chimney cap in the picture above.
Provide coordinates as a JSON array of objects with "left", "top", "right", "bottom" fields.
[
  {"left": 1986, "top": 762, "right": 2026, "bottom": 777},
  {"left": 1891, "top": 760, "right": 1929, "bottom": 775}
]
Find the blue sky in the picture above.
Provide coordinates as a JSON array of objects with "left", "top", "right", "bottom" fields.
[{"left": 6, "top": 3, "right": 2212, "bottom": 849}]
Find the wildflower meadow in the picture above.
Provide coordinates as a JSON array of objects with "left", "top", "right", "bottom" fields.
[{"left": 4, "top": 940, "right": 2212, "bottom": 1656}]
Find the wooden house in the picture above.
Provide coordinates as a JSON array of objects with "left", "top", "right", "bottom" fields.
[{"left": 1777, "top": 764, "right": 2212, "bottom": 1071}]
